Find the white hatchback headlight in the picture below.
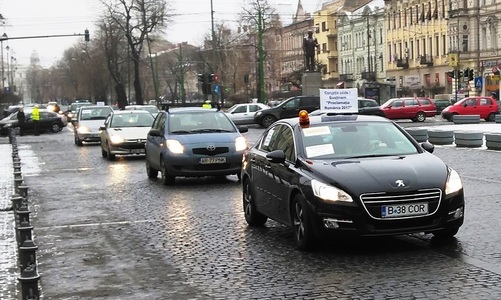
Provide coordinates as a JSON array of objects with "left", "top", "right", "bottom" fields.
[
  {"left": 235, "top": 136, "right": 247, "bottom": 152},
  {"left": 311, "top": 179, "right": 353, "bottom": 202},
  {"left": 166, "top": 139, "right": 184, "bottom": 154},
  {"left": 445, "top": 167, "right": 462, "bottom": 195},
  {"left": 77, "top": 126, "right": 90, "bottom": 134},
  {"left": 110, "top": 135, "right": 125, "bottom": 144}
]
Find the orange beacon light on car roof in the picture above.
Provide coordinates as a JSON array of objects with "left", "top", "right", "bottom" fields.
[{"left": 299, "top": 110, "right": 310, "bottom": 128}]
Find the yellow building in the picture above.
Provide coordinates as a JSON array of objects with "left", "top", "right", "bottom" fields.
[
  {"left": 385, "top": 0, "right": 451, "bottom": 98},
  {"left": 313, "top": 0, "right": 344, "bottom": 88}
]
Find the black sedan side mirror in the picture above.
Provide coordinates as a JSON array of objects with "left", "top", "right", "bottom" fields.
[{"left": 266, "top": 150, "right": 286, "bottom": 164}]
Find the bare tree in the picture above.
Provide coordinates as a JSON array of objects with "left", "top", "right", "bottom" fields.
[
  {"left": 99, "top": 16, "right": 129, "bottom": 108},
  {"left": 101, "top": 0, "right": 170, "bottom": 105}
]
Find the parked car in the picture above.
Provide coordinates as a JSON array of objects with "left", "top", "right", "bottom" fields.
[
  {"left": 144, "top": 107, "right": 248, "bottom": 185},
  {"left": 72, "top": 105, "right": 113, "bottom": 146},
  {"left": 99, "top": 110, "right": 155, "bottom": 160},
  {"left": 441, "top": 96, "right": 500, "bottom": 122},
  {"left": 0, "top": 109, "right": 65, "bottom": 136},
  {"left": 124, "top": 105, "right": 159, "bottom": 115},
  {"left": 380, "top": 97, "right": 437, "bottom": 122},
  {"left": 432, "top": 99, "right": 453, "bottom": 114},
  {"left": 225, "top": 103, "right": 270, "bottom": 125},
  {"left": 254, "top": 95, "right": 320, "bottom": 127},
  {"left": 241, "top": 111, "right": 465, "bottom": 250}
]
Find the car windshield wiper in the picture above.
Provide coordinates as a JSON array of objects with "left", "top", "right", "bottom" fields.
[
  {"left": 343, "top": 154, "right": 399, "bottom": 159},
  {"left": 170, "top": 130, "right": 193, "bottom": 134},
  {"left": 190, "top": 129, "right": 233, "bottom": 133}
]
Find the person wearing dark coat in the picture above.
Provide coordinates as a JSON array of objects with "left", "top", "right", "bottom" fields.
[{"left": 17, "top": 107, "right": 26, "bottom": 136}]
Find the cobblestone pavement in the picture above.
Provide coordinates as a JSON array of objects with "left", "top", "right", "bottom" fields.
[{"left": 2, "top": 122, "right": 501, "bottom": 299}]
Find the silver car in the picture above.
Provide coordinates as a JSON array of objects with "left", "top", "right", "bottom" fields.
[
  {"left": 73, "top": 105, "right": 113, "bottom": 146},
  {"left": 225, "top": 103, "right": 270, "bottom": 125},
  {"left": 99, "top": 110, "right": 155, "bottom": 160}
]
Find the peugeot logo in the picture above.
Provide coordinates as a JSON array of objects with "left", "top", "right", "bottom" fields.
[
  {"left": 206, "top": 145, "right": 216, "bottom": 151},
  {"left": 395, "top": 179, "right": 405, "bottom": 187}
]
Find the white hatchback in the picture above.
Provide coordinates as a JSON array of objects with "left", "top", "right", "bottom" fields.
[{"left": 99, "top": 110, "right": 155, "bottom": 160}]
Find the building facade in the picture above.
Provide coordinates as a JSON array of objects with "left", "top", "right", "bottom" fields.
[{"left": 385, "top": 0, "right": 450, "bottom": 99}]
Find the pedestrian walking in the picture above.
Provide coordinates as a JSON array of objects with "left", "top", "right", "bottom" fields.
[
  {"left": 32, "top": 105, "right": 40, "bottom": 136},
  {"left": 17, "top": 107, "right": 26, "bottom": 136}
]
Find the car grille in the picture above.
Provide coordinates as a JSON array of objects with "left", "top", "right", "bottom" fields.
[
  {"left": 359, "top": 188, "right": 442, "bottom": 220},
  {"left": 192, "top": 147, "right": 229, "bottom": 156},
  {"left": 119, "top": 140, "right": 146, "bottom": 150}
]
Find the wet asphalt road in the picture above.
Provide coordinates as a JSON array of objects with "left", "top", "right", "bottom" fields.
[{"left": 9, "top": 117, "right": 501, "bottom": 299}]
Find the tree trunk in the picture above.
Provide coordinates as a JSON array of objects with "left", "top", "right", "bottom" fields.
[
  {"left": 115, "top": 83, "right": 128, "bottom": 109},
  {"left": 133, "top": 59, "right": 143, "bottom": 105}
]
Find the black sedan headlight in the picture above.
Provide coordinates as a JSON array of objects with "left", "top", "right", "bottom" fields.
[
  {"left": 445, "top": 167, "right": 462, "bottom": 195},
  {"left": 311, "top": 179, "right": 353, "bottom": 202}
]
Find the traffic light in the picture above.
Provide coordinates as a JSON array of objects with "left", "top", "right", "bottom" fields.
[
  {"left": 457, "top": 70, "right": 463, "bottom": 79},
  {"left": 463, "top": 68, "right": 468, "bottom": 79},
  {"left": 84, "top": 29, "right": 90, "bottom": 42},
  {"left": 468, "top": 68, "right": 474, "bottom": 81},
  {"left": 197, "top": 73, "right": 205, "bottom": 83},
  {"left": 208, "top": 74, "right": 218, "bottom": 83}
]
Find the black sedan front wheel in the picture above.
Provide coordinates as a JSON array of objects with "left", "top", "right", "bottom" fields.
[
  {"left": 51, "top": 123, "right": 62, "bottom": 133},
  {"left": 243, "top": 179, "right": 267, "bottom": 226},
  {"left": 292, "top": 194, "right": 315, "bottom": 251},
  {"left": 261, "top": 115, "right": 277, "bottom": 128}
]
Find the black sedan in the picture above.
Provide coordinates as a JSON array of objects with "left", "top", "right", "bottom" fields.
[
  {"left": 241, "top": 111, "right": 464, "bottom": 251},
  {"left": 0, "top": 109, "right": 65, "bottom": 136}
]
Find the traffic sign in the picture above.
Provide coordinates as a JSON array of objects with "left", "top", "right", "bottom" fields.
[
  {"left": 474, "top": 77, "right": 483, "bottom": 88},
  {"left": 213, "top": 84, "right": 220, "bottom": 95}
]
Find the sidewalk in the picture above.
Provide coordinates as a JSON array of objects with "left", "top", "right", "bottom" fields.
[{"left": 0, "top": 139, "right": 19, "bottom": 299}]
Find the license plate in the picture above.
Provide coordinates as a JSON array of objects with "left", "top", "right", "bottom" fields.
[
  {"left": 381, "top": 202, "right": 428, "bottom": 218},
  {"left": 131, "top": 149, "right": 145, "bottom": 154},
  {"left": 200, "top": 157, "right": 226, "bottom": 164}
]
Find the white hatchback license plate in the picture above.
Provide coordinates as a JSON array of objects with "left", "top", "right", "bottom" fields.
[
  {"left": 200, "top": 157, "right": 226, "bottom": 164},
  {"left": 381, "top": 202, "right": 428, "bottom": 218},
  {"left": 131, "top": 149, "right": 144, "bottom": 154}
]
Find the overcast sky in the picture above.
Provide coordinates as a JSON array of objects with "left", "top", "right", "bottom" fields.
[{"left": 0, "top": 0, "right": 317, "bottom": 68}]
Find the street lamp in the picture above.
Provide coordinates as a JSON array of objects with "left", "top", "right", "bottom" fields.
[{"left": 1, "top": 33, "right": 7, "bottom": 90}]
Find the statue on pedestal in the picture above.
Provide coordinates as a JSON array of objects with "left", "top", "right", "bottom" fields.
[{"left": 303, "top": 30, "right": 319, "bottom": 72}]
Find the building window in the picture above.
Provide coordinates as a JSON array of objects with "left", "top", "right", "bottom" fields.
[
  {"left": 462, "top": 34, "right": 468, "bottom": 52},
  {"left": 410, "top": 8, "right": 413, "bottom": 25},
  {"left": 322, "top": 21, "right": 327, "bottom": 32},
  {"left": 482, "top": 27, "right": 487, "bottom": 50},
  {"left": 388, "top": 44, "right": 392, "bottom": 62},
  {"left": 410, "top": 40, "right": 414, "bottom": 59},
  {"left": 435, "top": 35, "right": 439, "bottom": 56},
  {"left": 442, "top": 35, "right": 446, "bottom": 55},
  {"left": 322, "top": 43, "right": 327, "bottom": 52},
  {"left": 404, "top": 10, "right": 407, "bottom": 26}
]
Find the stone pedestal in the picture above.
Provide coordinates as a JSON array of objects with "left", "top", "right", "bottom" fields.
[{"left": 302, "top": 72, "right": 322, "bottom": 96}]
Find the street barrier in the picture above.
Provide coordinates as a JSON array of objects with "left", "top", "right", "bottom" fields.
[
  {"left": 405, "top": 128, "right": 428, "bottom": 143},
  {"left": 485, "top": 133, "right": 501, "bottom": 150},
  {"left": 9, "top": 135, "right": 41, "bottom": 298},
  {"left": 452, "top": 115, "right": 480, "bottom": 124},
  {"left": 454, "top": 131, "right": 484, "bottom": 148},
  {"left": 427, "top": 129, "right": 454, "bottom": 145}
]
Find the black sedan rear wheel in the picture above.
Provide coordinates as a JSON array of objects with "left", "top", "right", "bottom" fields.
[
  {"left": 243, "top": 179, "right": 267, "bottom": 226},
  {"left": 51, "top": 123, "right": 62, "bottom": 133},
  {"left": 292, "top": 194, "right": 315, "bottom": 251}
]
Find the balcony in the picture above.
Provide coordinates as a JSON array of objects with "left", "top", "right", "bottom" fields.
[
  {"left": 419, "top": 55, "right": 433, "bottom": 66},
  {"left": 339, "top": 74, "right": 354, "bottom": 81},
  {"left": 396, "top": 58, "right": 409, "bottom": 69},
  {"left": 361, "top": 71, "right": 376, "bottom": 81}
]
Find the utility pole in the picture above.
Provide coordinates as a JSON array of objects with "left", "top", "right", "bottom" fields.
[
  {"left": 146, "top": 34, "right": 159, "bottom": 101},
  {"left": 257, "top": 8, "right": 265, "bottom": 104},
  {"left": 211, "top": 0, "right": 217, "bottom": 103},
  {"left": 178, "top": 43, "right": 186, "bottom": 103},
  {"left": 367, "top": 14, "right": 371, "bottom": 78}
]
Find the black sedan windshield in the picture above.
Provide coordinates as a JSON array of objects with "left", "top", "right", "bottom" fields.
[{"left": 300, "top": 122, "right": 418, "bottom": 159}]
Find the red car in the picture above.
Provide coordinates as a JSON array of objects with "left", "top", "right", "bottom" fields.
[
  {"left": 441, "top": 96, "right": 500, "bottom": 122},
  {"left": 380, "top": 97, "right": 437, "bottom": 122}
]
